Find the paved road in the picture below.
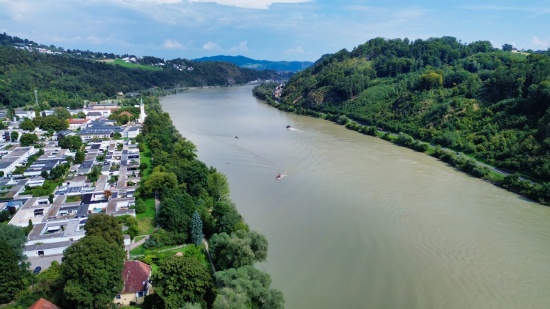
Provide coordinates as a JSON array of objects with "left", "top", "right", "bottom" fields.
[{"left": 27, "top": 254, "right": 63, "bottom": 272}]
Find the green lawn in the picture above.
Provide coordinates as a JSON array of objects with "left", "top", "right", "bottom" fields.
[
  {"left": 23, "top": 180, "right": 62, "bottom": 197},
  {"left": 136, "top": 196, "right": 156, "bottom": 234},
  {"left": 130, "top": 244, "right": 208, "bottom": 274},
  {"left": 109, "top": 59, "right": 162, "bottom": 71},
  {"left": 137, "top": 197, "right": 156, "bottom": 219}
]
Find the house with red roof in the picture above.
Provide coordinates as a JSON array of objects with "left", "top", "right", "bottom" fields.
[
  {"left": 29, "top": 298, "right": 61, "bottom": 309},
  {"left": 68, "top": 118, "right": 91, "bottom": 130},
  {"left": 114, "top": 260, "right": 152, "bottom": 306}
]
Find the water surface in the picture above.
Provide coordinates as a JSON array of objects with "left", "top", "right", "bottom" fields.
[{"left": 161, "top": 85, "right": 550, "bottom": 309}]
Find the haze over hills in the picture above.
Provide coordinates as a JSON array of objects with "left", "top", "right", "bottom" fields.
[{"left": 194, "top": 55, "right": 313, "bottom": 72}]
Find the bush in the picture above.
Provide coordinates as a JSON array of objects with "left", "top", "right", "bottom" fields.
[{"left": 135, "top": 199, "right": 146, "bottom": 214}]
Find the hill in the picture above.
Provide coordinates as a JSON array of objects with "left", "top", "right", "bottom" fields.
[
  {"left": 0, "top": 33, "right": 282, "bottom": 108},
  {"left": 194, "top": 55, "right": 313, "bottom": 72},
  {"left": 255, "top": 37, "right": 550, "bottom": 204}
]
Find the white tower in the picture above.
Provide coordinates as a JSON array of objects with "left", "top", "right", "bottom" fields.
[{"left": 139, "top": 97, "right": 146, "bottom": 123}]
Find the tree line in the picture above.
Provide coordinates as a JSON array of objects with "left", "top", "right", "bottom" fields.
[{"left": 137, "top": 98, "right": 284, "bottom": 308}]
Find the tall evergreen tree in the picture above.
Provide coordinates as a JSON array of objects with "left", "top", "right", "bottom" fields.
[{"left": 191, "top": 210, "right": 203, "bottom": 246}]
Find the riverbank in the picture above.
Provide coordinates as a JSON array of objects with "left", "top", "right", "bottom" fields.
[{"left": 252, "top": 84, "right": 550, "bottom": 206}]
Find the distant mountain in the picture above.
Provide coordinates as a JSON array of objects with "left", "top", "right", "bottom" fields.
[{"left": 193, "top": 55, "right": 313, "bottom": 72}]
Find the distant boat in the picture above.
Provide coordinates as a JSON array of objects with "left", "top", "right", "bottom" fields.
[
  {"left": 276, "top": 174, "right": 283, "bottom": 180},
  {"left": 234, "top": 135, "right": 239, "bottom": 139},
  {"left": 286, "top": 125, "right": 291, "bottom": 129}
]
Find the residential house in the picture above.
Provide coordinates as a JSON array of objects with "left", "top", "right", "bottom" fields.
[
  {"left": 114, "top": 261, "right": 152, "bottom": 306},
  {"left": 29, "top": 298, "right": 61, "bottom": 309},
  {"left": 125, "top": 126, "right": 141, "bottom": 139},
  {"left": 85, "top": 111, "right": 103, "bottom": 121},
  {"left": 14, "top": 110, "right": 36, "bottom": 120},
  {"left": 68, "top": 118, "right": 91, "bottom": 130}
]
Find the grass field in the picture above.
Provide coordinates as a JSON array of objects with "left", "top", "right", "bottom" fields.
[
  {"left": 136, "top": 196, "right": 156, "bottom": 234},
  {"left": 108, "top": 59, "right": 162, "bottom": 71}
]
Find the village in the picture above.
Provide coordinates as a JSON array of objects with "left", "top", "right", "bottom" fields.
[{"left": 0, "top": 97, "right": 150, "bottom": 306}]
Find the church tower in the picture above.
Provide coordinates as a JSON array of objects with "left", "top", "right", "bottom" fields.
[{"left": 139, "top": 97, "right": 146, "bottom": 123}]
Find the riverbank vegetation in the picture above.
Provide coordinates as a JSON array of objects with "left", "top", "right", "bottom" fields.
[
  {"left": 253, "top": 37, "right": 550, "bottom": 205},
  {"left": 133, "top": 98, "right": 283, "bottom": 308}
]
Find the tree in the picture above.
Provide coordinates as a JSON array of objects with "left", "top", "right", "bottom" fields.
[
  {"left": 214, "top": 265, "right": 284, "bottom": 309},
  {"left": 140, "top": 168, "right": 178, "bottom": 196},
  {"left": 10, "top": 130, "right": 19, "bottom": 142},
  {"left": 209, "top": 230, "right": 268, "bottom": 270},
  {"left": 19, "top": 117, "right": 36, "bottom": 131},
  {"left": 502, "top": 43, "right": 514, "bottom": 52},
  {"left": 419, "top": 71, "right": 443, "bottom": 90},
  {"left": 58, "top": 135, "right": 82, "bottom": 150},
  {"left": 74, "top": 150, "right": 85, "bottom": 164},
  {"left": 190, "top": 210, "right": 203, "bottom": 246},
  {"left": 0, "top": 209, "right": 10, "bottom": 222},
  {"left": 157, "top": 198, "right": 191, "bottom": 236},
  {"left": 84, "top": 213, "right": 124, "bottom": 248},
  {"left": 213, "top": 287, "right": 249, "bottom": 309},
  {"left": 60, "top": 236, "right": 125, "bottom": 309},
  {"left": 87, "top": 165, "right": 102, "bottom": 182},
  {"left": 207, "top": 171, "right": 230, "bottom": 202},
  {"left": 211, "top": 201, "right": 246, "bottom": 234},
  {"left": 19, "top": 133, "right": 38, "bottom": 146},
  {"left": 37, "top": 115, "right": 69, "bottom": 131},
  {"left": 0, "top": 223, "right": 28, "bottom": 261},
  {"left": 0, "top": 240, "right": 26, "bottom": 304},
  {"left": 53, "top": 107, "right": 71, "bottom": 120},
  {"left": 151, "top": 255, "right": 213, "bottom": 308}
]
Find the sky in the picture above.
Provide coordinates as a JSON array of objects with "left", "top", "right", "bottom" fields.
[{"left": 1, "top": 0, "right": 550, "bottom": 62}]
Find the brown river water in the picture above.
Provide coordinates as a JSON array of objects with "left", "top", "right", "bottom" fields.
[{"left": 161, "top": 85, "right": 550, "bottom": 309}]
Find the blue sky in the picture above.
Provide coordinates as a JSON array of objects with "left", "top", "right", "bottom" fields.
[{"left": 1, "top": 0, "right": 549, "bottom": 61}]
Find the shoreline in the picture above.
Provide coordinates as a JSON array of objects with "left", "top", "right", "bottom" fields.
[{"left": 252, "top": 86, "right": 549, "bottom": 206}]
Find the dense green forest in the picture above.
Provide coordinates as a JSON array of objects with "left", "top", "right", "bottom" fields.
[
  {"left": 254, "top": 37, "right": 550, "bottom": 204},
  {"left": 0, "top": 36, "right": 280, "bottom": 108}
]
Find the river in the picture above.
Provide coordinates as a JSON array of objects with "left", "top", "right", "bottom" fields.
[{"left": 161, "top": 85, "right": 550, "bottom": 309}]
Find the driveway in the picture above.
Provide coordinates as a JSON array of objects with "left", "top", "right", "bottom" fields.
[{"left": 27, "top": 254, "right": 63, "bottom": 272}]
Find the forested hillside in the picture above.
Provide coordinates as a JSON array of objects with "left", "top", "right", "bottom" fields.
[
  {"left": 275, "top": 37, "right": 550, "bottom": 183},
  {"left": 0, "top": 44, "right": 278, "bottom": 108},
  {"left": 194, "top": 55, "right": 313, "bottom": 72}
]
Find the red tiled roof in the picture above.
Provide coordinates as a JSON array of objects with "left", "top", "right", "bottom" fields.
[
  {"left": 119, "top": 111, "right": 133, "bottom": 117},
  {"left": 68, "top": 118, "right": 90, "bottom": 124},
  {"left": 29, "top": 298, "right": 61, "bottom": 309},
  {"left": 122, "top": 260, "right": 151, "bottom": 293}
]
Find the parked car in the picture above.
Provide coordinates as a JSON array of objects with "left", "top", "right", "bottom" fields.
[{"left": 33, "top": 266, "right": 41, "bottom": 274}]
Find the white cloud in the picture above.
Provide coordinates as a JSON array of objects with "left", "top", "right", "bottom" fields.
[
  {"left": 230, "top": 40, "right": 248, "bottom": 52},
  {"left": 163, "top": 39, "right": 186, "bottom": 49},
  {"left": 188, "top": 0, "right": 310, "bottom": 10},
  {"left": 133, "top": 0, "right": 182, "bottom": 3},
  {"left": 203, "top": 41, "right": 221, "bottom": 50},
  {"left": 531, "top": 36, "right": 550, "bottom": 49},
  {"left": 284, "top": 46, "right": 304, "bottom": 54}
]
